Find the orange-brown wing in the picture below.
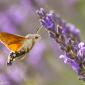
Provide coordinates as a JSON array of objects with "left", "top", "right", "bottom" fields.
[{"left": 0, "top": 32, "right": 26, "bottom": 51}]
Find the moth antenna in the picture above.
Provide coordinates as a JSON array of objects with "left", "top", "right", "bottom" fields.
[{"left": 36, "top": 26, "right": 43, "bottom": 34}]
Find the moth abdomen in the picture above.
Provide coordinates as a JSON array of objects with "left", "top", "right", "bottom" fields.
[{"left": 7, "top": 50, "right": 28, "bottom": 65}]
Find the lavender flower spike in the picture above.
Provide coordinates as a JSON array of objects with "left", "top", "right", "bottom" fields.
[{"left": 36, "top": 8, "right": 85, "bottom": 81}]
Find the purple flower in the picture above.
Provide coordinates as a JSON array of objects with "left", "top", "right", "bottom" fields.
[
  {"left": 36, "top": 8, "right": 56, "bottom": 32},
  {"left": 59, "top": 54, "right": 80, "bottom": 73},
  {"left": 36, "top": 8, "right": 85, "bottom": 81}
]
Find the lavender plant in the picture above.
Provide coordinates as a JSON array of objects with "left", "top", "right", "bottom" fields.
[{"left": 36, "top": 8, "right": 85, "bottom": 81}]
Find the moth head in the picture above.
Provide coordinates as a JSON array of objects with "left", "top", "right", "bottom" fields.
[
  {"left": 26, "top": 34, "right": 41, "bottom": 41},
  {"left": 34, "top": 34, "right": 41, "bottom": 40}
]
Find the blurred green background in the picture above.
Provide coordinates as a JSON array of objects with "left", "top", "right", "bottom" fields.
[{"left": 0, "top": 0, "right": 85, "bottom": 85}]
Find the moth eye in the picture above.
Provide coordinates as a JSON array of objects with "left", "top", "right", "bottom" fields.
[{"left": 35, "top": 36, "right": 38, "bottom": 39}]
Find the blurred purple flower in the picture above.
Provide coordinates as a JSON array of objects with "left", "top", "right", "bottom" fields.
[
  {"left": 27, "top": 41, "right": 46, "bottom": 67},
  {"left": 0, "top": 74, "right": 10, "bottom": 85},
  {"left": 63, "top": 0, "right": 79, "bottom": 6},
  {"left": 36, "top": 8, "right": 85, "bottom": 81},
  {"left": 6, "top": 0, "right": 36, "bottom": 25},
  {"left": 36, "top": 0, "right": 47, "bottom": 5},
  {"left": 0, "top": 53, "right": 6, "bottom": 69},
  {"left": 6, "top": 5, "right": 29, "bottom": 24},
  {"left": 7, "top": 66, "right": 26, "bottom": 83},
  {"left": 0, "top": 12, "right": 17, "bottom": 33}
]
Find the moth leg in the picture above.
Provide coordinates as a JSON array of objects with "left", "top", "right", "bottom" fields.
[{"left": 15, "top": 54, "right": 27, "bottom": 61}]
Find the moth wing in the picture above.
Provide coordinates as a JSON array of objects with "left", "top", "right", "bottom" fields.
[
  {"left": 8, "top": 43, "right": 23, "bottom": 52},
  {"left": 0, "top": 32, "right": 26, "bottom": 51}
]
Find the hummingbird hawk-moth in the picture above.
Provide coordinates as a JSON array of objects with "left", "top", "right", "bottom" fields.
[{"left": 0, "top": 32, "right": 41, "bottom": 65}]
